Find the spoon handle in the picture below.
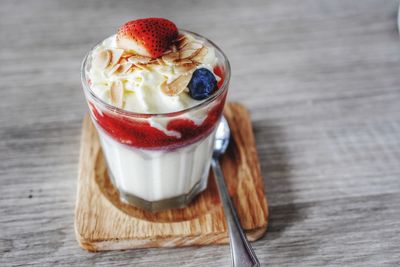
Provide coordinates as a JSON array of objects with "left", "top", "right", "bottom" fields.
[{"left": 211, "top": 158, "right": 260, "bottom": 267}]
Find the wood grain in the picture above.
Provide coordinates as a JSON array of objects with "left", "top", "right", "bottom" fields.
[
  {"left": 75, "top": 103, "right": 268, "bottom": 251},
  {"left": 1, "top": 0, "right": 400, "bottom": 266}
]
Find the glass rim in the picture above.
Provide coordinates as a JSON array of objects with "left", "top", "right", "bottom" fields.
[{"left": 80, "top": 29, "right": 231, "bottom": 118}]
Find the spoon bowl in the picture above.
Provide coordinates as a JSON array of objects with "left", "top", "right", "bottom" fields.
[{"left": 214, "top": 117, "right": 231, "bottom": 157}]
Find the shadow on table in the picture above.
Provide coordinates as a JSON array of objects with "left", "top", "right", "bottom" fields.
[{"left": 253, "top": 121, "right": 304, "bottom": 241}]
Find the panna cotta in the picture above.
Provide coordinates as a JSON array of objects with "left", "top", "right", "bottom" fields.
[{"left": 81, "top": 18, "right": 230, "bottom": 211}]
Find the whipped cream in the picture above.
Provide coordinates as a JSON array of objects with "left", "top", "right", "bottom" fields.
[{"left": 88, "top": 33, "right": 219, "bottom": 114}]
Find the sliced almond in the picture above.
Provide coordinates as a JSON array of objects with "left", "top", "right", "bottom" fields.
[
  {"left": 180, "top": 49, "right": 198, "bottom": 59},
  {"left": 109, "top": 48, "right": 124, "bottom": 67},
  {"left": 108, "top": 64, "right": 120, "bottom": 75},
  {"left": 156, "top": 58, "right": 165, "bottom": 65},
  {"left": 108, "top": 62, "right": 132, "bottom": 75},
  {"left": 176, "top": 59, "right": 193, "bottom": 65},
  {"left": 175, "top": 63, "right": 197, "bottom": 73},
  {"left": 147, "top": 62, "right": 162, "bottom": 69},
  {"left": 92, "top": 49, "right": 111, "bottom": 69},
  {"left": 162, "top": 52, "right": 179, "bottom": 64},
  {"left": 118, "top": 63, "right": 133, "bottom": 74},
  {"left": 190, "top": 46, "right": 208, "bottom": 63},
  {"left": 160, "top": 81, "right": 170, "bottom": 95},
  {"left": 126, "top": 65, "right": 136, "bottom": 73},
  {"left": 134, "top": 63, "right": 150, "bottom": 71},
  {"left": 170, "top": 73, "right": 193, "bottom": 94},
  {"left": 119, "top": 58, "right": 128, "bottom": 64},
  {"left": 127, "top": 55, "right": 152, "bottom": 64},
  {"left": 162, "top": 49, "right": 172, "bottom": 55},
  {"left": 161, "top": 73, "right": 192, "bottom": 96},
  {"left": 178, "top": 37, "right": 190, "bottom": 49},
  {"left": 120, "top": 53, "right": 133, "bottom": 59},
  {"left": 177, "top": 34, "right": 186, "bottom": 42},
  {"left": 110, "top": 80, "right": 124, "bottom": 108},
  {"left": 185, "top": 42, "right": 203, "bottom": 51}
]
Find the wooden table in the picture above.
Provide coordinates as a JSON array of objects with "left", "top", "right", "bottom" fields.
[{"left": 1, "top": 0, "right": 400, "bottom": 266}]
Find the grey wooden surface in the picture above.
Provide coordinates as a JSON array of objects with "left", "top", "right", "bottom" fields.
[{"left": 1, "top": 0, "right": 400, "bottom": 266}]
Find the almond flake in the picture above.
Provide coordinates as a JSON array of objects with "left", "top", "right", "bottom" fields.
[
  {"left": 177, "top": 34, "right": 186, "bottom": 42},
  {"left": 175, "top": 63, "right": 197, "bottom": 73},
  {"left": 156, "top": 58, "right": 165, "bottom": 65},
  {"left": 160, "top": 81, "right": 169, "bottom": 95},
  {"left": 178, "top": 37, "right": 190, "bottom": 49},
  {"left": 161, "top": 73, "right": 192, "bottom": 96},
  {"left": 126, "top": 65, "right": 136, "bottom": 73},
  {"left": 108, "top": 62, "right": 132, "bottom": 75},
  {"left": 127, "top": 55, "right": 152, "bottom": 64},
  {"left": 180, "top": 49, "right": 198, "bottom": 59},
  {"left": 93, "top": 49, "right": 111, "bottom": 69},
  {"left": 134, "top": 63, "right": 150, "bottom": 71},
  {"left": 118, "top": 63, "right": 133, "bottom": 74},
  {"left": 185, "top": 42, "right": 203, "bottom": 50},
  {"left": 108, "top": 64, "right": 120, "bottom": 75},
  {"left": 190, "top": 46, "right": 208, "bottom": 63},
  {"left": 162, "top": 52, "right": 179, "bottom": 64},
  {"left": 119, "top": 58, "right": 128, "bottom": 64},
  {"left": 176, "top": 59, "right": 193, "bottom": 65},
  {"left": 120, "top": 53, "right": 133, "bottom": 59},
  {"left": 110, "top": 80, "right": 124, "bottom": 108},
  {"left": 163, "top": 49, "right": 172, "bottom": 55},
  {"left": 109, "top": 48, "right": 124, "bottom": 67}
]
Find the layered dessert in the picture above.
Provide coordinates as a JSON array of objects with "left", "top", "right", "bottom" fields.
[{"left": 81, "top": 18, "right": 229, "bottom": 211}]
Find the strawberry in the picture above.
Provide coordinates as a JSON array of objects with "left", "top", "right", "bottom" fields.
[{"left": 116, "top": 18, "right": 178, "bottom": 58}]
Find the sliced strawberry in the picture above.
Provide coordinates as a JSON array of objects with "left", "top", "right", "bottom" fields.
[
  {"left": 116, "top": 18, "right": 178, "bottom": 58},
  {"left": 213, "top": 65, "right": 225, "bottom": 88}
]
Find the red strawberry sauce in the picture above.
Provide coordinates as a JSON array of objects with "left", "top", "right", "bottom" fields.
[{"left": 90, "top": 67, "right": 227, "bottom": 150}]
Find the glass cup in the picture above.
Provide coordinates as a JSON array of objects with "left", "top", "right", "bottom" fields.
[{"left": 81, "top": 31, "right": 230, "bottom": 212}]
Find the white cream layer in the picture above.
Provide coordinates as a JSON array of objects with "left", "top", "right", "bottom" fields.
[{"left": 97, "top": 125, "right": 216, "bottom": 201}]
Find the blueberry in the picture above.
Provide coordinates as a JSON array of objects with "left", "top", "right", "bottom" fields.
[{"left": 188, "top": 68, "right": 217, "bottom": 100}]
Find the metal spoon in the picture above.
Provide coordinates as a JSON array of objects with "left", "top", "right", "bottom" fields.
[{"left": 212, "top": 117, "right": 260, "bottom": 267}]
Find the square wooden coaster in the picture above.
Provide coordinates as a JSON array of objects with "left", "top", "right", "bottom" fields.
[{"left": 75, "top": 102, "right": 268, "bottom": 251}]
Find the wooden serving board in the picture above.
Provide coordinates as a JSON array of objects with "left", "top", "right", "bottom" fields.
[{"left": 75, "top": 102, "right": 268, "bottom": 251}]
